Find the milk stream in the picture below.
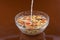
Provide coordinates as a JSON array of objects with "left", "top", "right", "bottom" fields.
[{"left": 31, "top": 0, "right": 34, "bottom": 22}]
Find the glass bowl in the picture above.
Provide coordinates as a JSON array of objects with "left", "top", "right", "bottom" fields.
[{"left": 15, "top": 11, "right": 49, "bottom": 35}]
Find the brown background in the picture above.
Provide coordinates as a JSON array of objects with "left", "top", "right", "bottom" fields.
[{"left": 0, "top": 0, "right": 60, "bottom": 39}]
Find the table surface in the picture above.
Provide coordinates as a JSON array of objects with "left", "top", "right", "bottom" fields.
[{"left": 0, "top": 0, "right": 60, "bottom": 40}]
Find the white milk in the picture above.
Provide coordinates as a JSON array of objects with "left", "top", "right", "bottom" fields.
[{"left": 31, "top": 0, "right": 34, "bottom": 21}]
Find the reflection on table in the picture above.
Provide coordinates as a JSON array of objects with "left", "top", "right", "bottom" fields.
[{"left": 0, "top": 32, "right": 60, "bottom": 40}]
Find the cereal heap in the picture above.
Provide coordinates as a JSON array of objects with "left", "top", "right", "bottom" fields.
[{"left": 17, "top": 15, "right": 47, "bottom": 29}]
